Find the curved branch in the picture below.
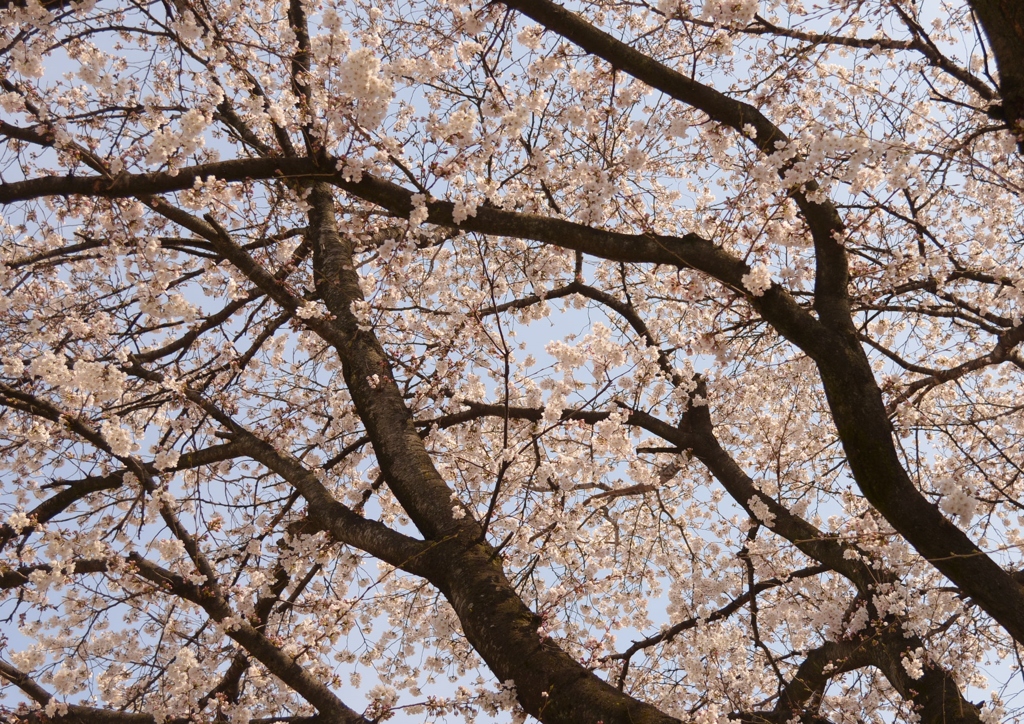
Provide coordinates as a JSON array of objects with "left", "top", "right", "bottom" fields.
[
  {"left": 128, "top": 553, "right": 370, "bottom": 724},
  {"left": 608, "top": 564, "right": 828, "bottom": 688},
  {"left": 499, "top": 0, "right": 850, "bottom": 326},
  {"left": 0, "top": 442, "right": 244, "bottom": 551}
]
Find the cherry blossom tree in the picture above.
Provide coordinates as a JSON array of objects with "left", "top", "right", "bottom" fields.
[{"left": 2, "top": 0, "right": 1024, "bottom": 722}]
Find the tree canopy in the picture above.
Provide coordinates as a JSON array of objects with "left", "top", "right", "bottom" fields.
[{"left": 1, "top": 0, "right": 1024, "bottom": 723}]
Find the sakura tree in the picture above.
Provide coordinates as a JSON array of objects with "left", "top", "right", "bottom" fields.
[{"left": 1, "top": 0, "right": 1023, "bottom": 722}]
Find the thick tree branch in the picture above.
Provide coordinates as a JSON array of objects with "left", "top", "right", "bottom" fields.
[
  {"left": 0, "top": 559, "right": 108, "bottom": 590},
  {"left": 966, "top": 0, "right": 1024, "bottom": 151},
  {"left": 291, "top": 184, "right": 682, "bottom": 724},
  {"left": 0, "top": 159, "right": 826, "bottom": 354}
]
